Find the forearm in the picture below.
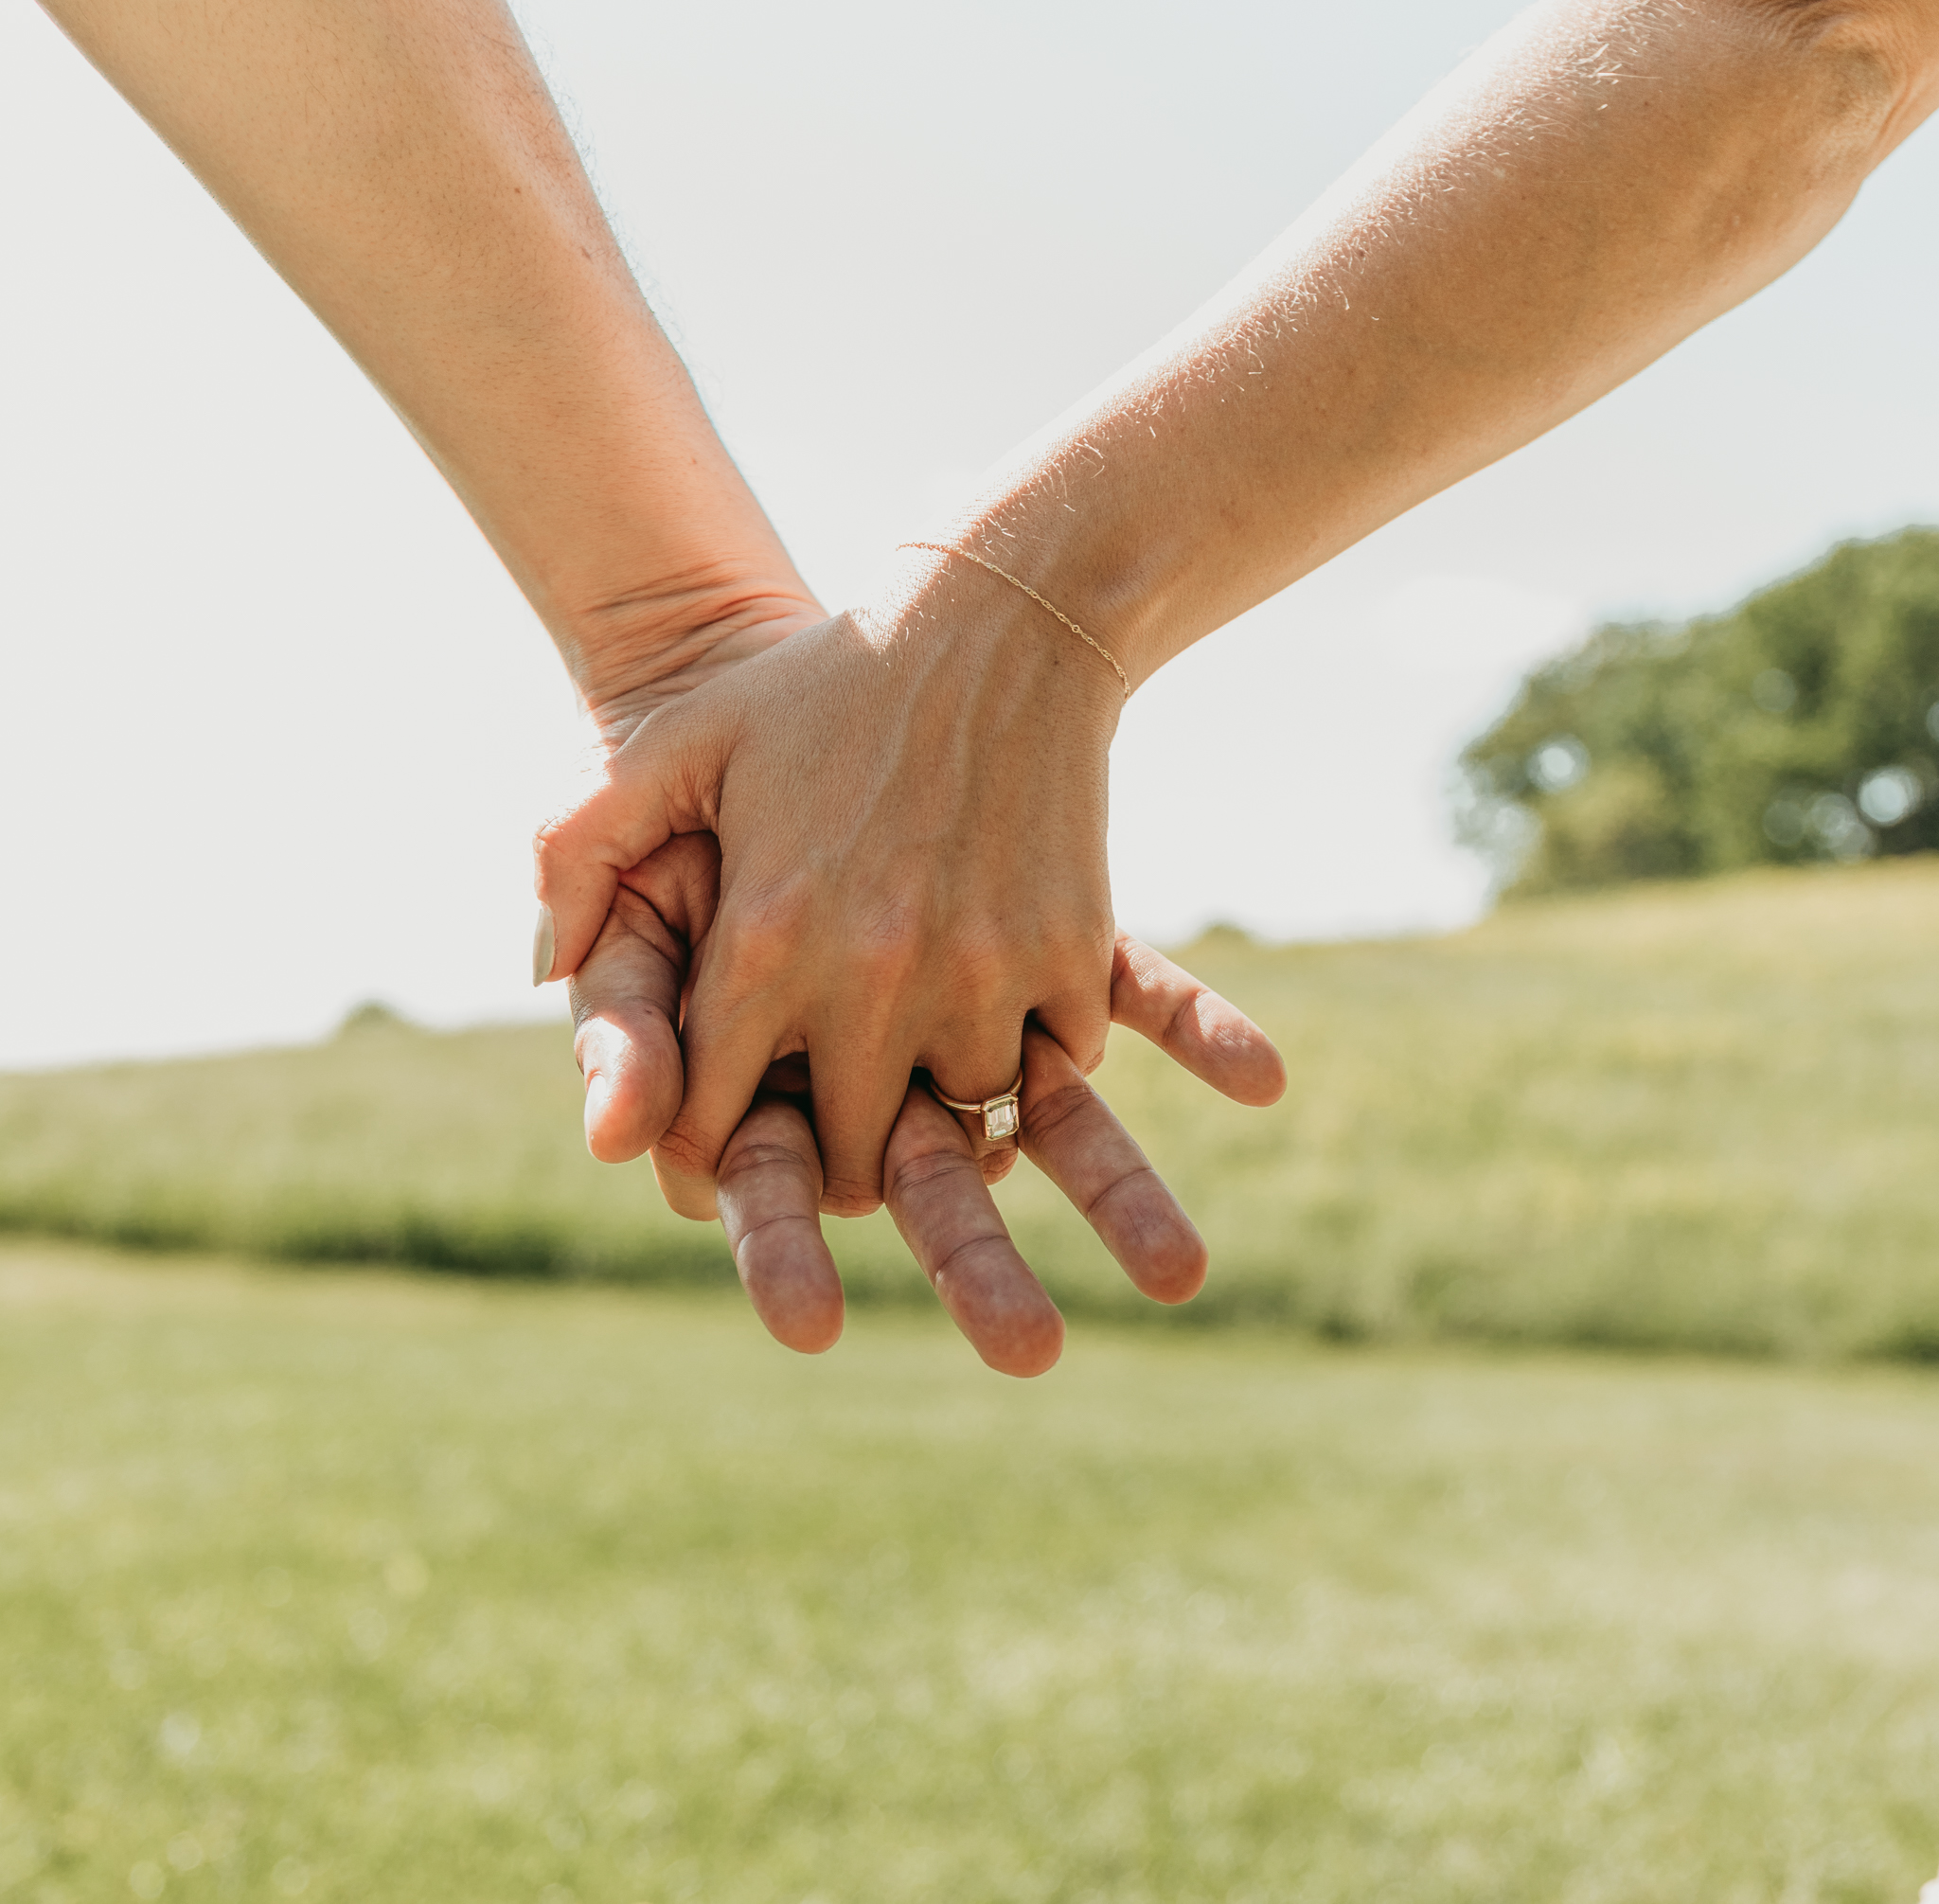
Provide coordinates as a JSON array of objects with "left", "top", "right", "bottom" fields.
[
  {"left": 39, "top": 0, "right": 818, "bottom": 701},
  {"left": 934, "top": 0, "right": 1939, "bottom": 686}
]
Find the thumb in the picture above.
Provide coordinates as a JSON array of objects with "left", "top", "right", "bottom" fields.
[
  {"left": 568, "top": 885, "right": 689, "bottom": 1164},
  {"left": 1109, "top": 931, "right": 1287, "bottom": 1107},
  {"left": 533, "top": 699, "right": 724, "bottom": 986}
]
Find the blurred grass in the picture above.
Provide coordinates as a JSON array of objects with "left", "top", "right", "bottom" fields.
[
  {"left": 4, "top": 1241, "right": 1938, "bottom": 1904},
  {"left": 4, "top": 860, "right": 1938, "bottom": 1357}
]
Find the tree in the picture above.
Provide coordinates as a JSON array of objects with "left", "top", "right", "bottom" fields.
[{"left": 1459, "top": 527, "right": 1939, "bottom": 898}]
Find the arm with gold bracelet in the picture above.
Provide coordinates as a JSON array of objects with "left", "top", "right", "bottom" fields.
[{"left": 541, "top": 0, "right": 1939, "bottom": 1249}]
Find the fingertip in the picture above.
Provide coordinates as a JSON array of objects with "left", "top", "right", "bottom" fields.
[
  {"left": 1184, "top": 998, "right": 1288, "bottom": 1108},
  {"left": 1138, "top": 1224, "right": 1210, "bottom": 1305},
  {"left": 778, "top": 1317, "right": 844, "bottom": 1356},
  {"left": 977, "top": 1300, "right": 1065, "bottom": 1378},
  {"left": 740, "top": 1239, "right": 845, "bottom": 1354},
  {"left": 935, "top": 1249, "right": 1066, "bottom": 1377},
  {"left": 1231, "top": 1035, "right": 1289, "bottom": 1108},
  {"left": 715, "top": 1098, "right": 844, "bottom": 1350},
  {"left": 1100, "top": 1182, "right": 1209, "bottom": 1305},
  {"left": 882, "top": 1087, "right": 1064, "bottom": 1377},
  {"left": 779, "top": 1308, "right": 845, "bottom": 1356},
  {"left": 576, "top": 1016, "right": 679, "bottom": 1164}
]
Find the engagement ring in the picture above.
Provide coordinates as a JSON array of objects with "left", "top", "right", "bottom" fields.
[{"left": 928, "top": 1069, "right": 1024, "bottom": 1142}]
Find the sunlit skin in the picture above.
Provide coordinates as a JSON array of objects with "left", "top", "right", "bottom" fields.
[
  {"left": 569, "top": 836, "right": 1284, "bottom": 1375},
  {"left": 535, "top": 0, "right": 1939, "bottom": 1222},
  {"left": 39, "top": 0, "right": 1939, "bottom": 1370},
  {"left": 40, "top": 0, "right": 1290, "bottom": 1371}
]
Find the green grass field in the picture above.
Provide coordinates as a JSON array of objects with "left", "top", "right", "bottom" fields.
[
  {"left": 5, "top": 1240, "right": 1938, "bottom": 1904},
  {"left": 5, "top": 860, "right": 1937, "bottom": 1359}
]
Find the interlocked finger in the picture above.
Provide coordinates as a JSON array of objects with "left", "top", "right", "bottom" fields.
[
  {"left": 533, "top": 694, "right": 728, "bottom": 986},
  {"left": 568, "top": 887, "right": 689, "bottom": 1164},
  {"left": 922, "top": 1042, "right": 1028, "bottom": 1187},
  {"left": 1110, "top": 932, "right": 1287, "bottom": 1106},
  {"left": 882, "top": 1082, "right": 1064, "bottom": 1378},
  {"left": 807, "top": 1032, "right": 928, "bottom": 1218},
  {"left": 652, "top": 963, "right": 799, "bottom": 1222},
  {"left": 1017, "top": 1023, "right": 1210, "bottom": 1306},
  {"left": 715, "top": 1094, "right": 844, "bottom": 1355}
]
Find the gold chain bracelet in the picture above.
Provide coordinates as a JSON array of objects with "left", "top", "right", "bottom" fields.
[{"left": 898, "top": 542, "right": 1130, "bottom": 700}]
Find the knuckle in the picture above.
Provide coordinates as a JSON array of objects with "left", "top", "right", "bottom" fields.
[
  {"left": 1088, "top": 1163, "right": 1165, "bottom": 1228},
  {"left": 1026, "top": 996, "right": 1109, "bottom": 1080},
  {"left": 533, "top": 808, "right": 573, "bottom": 852},
  {"left": 943, "top": 926, "right": 1010, "bottom": 1008},
  {"left": 714, "top": 883, "right": 812, "bottom": 993},
  {"left": 1163, "top": 982, "right": 1212, "bottom": 1057},
  {"left": 652, "top": 1154, "right": 719, "bottom": 1222},
  {"left": 1047, "top": 998, "right": 1113, "bottom": 1077},
  {"left": 530, "top": 817, "right": 571, "bottom": 884},
  {"left": 885, "top": 1144, "right": 970, "bottom": 1206},
  {"left": 587, "top": 888, "right": 681, "bottom": 974},
  {"left": 651, "top": 1121, "right": 721, "bottom": 1183},
  {"left": 849, "top": 906, "right": 926, "bottom": 994},
  {"left": 1020, "top": 1079, "right": 1094, "bottom": 1149},
  {"left": 532, "top": 790, "right": 607, "bottom": 864},
  {"left": 1110, "top": 934, "right": 1169, "bottom": 1011},
  {"left": 1063, "top": 909, "right": 1116, "bottom": 968},
  {"left": 930, "top": 1231, "right": 1012, "bottom": 1287},
  {"left": 718, "top": 1139, "right": 812, "bottom": 1192}
]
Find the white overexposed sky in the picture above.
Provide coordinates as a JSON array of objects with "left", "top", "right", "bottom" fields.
[{"left": 3, "top": 0, "right": 1936, "bottom": 1070}]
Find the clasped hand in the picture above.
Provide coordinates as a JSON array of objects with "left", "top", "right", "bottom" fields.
[{"left": 534, "top": 562, "right": 1285, "bottom": 1376}]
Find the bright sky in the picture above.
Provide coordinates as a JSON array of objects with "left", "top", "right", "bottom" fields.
[{"left": 4, "top": 0, "right": 1936, "bottom": 1071}]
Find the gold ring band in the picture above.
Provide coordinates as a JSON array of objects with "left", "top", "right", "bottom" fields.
[{"left": 928, "top": 1068, "right": 1024, "bottom": 1142}]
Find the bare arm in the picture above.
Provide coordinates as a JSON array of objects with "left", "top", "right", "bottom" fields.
[
  {"left": 968, "top": 0, "right": 1939, "bottom": 682},
  {"left": 38, "top": 0, "right": 1288, "bottom": 1374},
  {"left": 540, "top": 0, "right": 1939, "bottom": 1219},
  {"left": 37, "top": 0, "right": 822, "bottom": 688}
]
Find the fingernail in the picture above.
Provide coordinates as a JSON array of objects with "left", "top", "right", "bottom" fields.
[{"left": 531, "top": 905, "right": 556, "bottom": 988}]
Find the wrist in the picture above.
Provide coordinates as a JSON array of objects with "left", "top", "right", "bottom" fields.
[
  {"left": 561, "top": 575, "right": 827, "bottom": 752},
  {"left": 922, "top": 477, "right": 1180, "bottom": 696},
  {"left": 862, "top": 553, "right": 1127, "bottom": 762}
]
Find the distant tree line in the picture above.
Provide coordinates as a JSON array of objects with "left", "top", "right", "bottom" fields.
[{"left": 1460, "top": 527, "right": 1939, "bottom": 896}]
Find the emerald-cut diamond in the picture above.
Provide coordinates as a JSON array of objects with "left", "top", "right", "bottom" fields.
[{"left": 984, "top": 1094, "right": 1021, "bottom": 1141}]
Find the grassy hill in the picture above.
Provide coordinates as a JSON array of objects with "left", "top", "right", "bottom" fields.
[{"left": 5, "top": 860, "right": 1938, "bottom": 1359}]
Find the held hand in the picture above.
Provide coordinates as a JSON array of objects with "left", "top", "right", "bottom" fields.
[
  {"left": 538, "top": 557, "right": 1129, "bottom": 1220},
  {"left": 569, "top": 837, "right": 1285, "bottom": 1377}
]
